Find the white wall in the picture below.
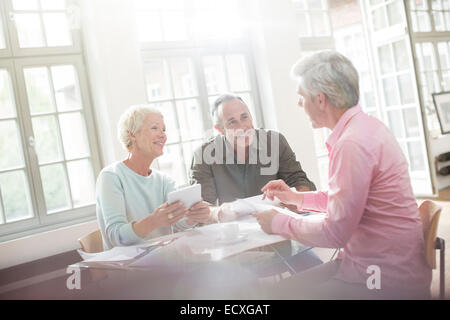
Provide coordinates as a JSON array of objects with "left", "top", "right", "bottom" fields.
[
  {"left": 81, "top": 0, "right": 148, "bottom": 165},
  {"left": 0, "top": 220, "right": 98, "bottom": 270}
]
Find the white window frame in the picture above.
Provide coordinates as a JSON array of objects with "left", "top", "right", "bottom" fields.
[
  {"left": 3, "top": 0, "right": 81, "bottom": 57},
  {"left": 360, "top": 0, "right": 435, "bottom": 195},
  {"left": 0, "top": 1, "right": 101, "bottom": 242}
]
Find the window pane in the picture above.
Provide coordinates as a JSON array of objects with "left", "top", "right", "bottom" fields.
[
  {"left": 403, "top": 108, "right": 420, "bottom": 138},
  {"left": 169, "top": 58, "right": 197, "bottom": 98},
  {"left": 0, "top": 70, "right": 17, "bottom": 119},
  {"left": 433, "top": 11, "right": 445, "bottom": 31},
  {"left": 383, "top": 77, "right": 400, "bottom": 106},
  {"left": 443, "top": 70, "right": 450, "bottom": 90},
  {"left": 40, "top": 163, "right": 71, "bottom": 213},
  {"left": 66, "top": 159, "right": 95, "bottom": 207},
  {"left": 393, "top": 40, "right": 409, "bottom": 71},
  {"left": 422, "top": 43, "right": 437, "bottom": 70},
  {"left": 398, "top": 74, "right": 415, "bottom": 104},
  {"left": 136, "top": 12, "right": 162, "bottom": 42},
  {"left": 182, "top": 140, "right": 202, "bottom": 178},
  {"left": 296, "top": 12, "right": 310, "bottom": 37},
  {"left": 158, "top": 144, "right": 186, "bottom": 186},
  {"left": 306, "top": 0, "right": 322, "bottom": 9},
  {"left": 59, "top": 112, "right": 90, "bottom": 160},
  {"left": 40, "top": 0, "right": 67, "bottom": 10},
  {"left": 407, "top": 141, "right": 425, "bottom": 171},
  {"left": 432, "top": 0, "right": 443, "bottom": 10},
  {"left": 310, "top": 12, "right": 330, "bottom": 36},
  {"left": 0, "top": 170, "right": 33, "bottom": 223},
  {"left": 292, "top": 0, "right": 307, "bottom": 10},
  {"left": 444, "top": 0, "right": 450, "bottom": 9},
  {"left": 373, "top": 7, "right": 388, "bottom": 31},
  {"left": 151, "top": 101, "right": 179, "bottom": 144},
  {"left": 438, "top": 42, "right": 450, "bottom": 69},
  {"left": 144, "top": 60, "right": 172, "bottom": 101},
  {"left": 378, "top": 44, "right": 394, "bottom": 74},
  {"left": 0, "top": 120, "right": 24, "bottom": 170},
  {"left": 387, "top": 1, "right": 403, "bottom": 26},
  {"left": 15, "top": 13, "right": 45, "bottom": 48},
  {"left": 24, "top": 67, "right": 55, "bottom": 114},
  {"left": 51, "top": 65, "right": 82, "bottom": 111},
  {"left": 387, "top": 110, "right": 403, "bottom": 138},
  {"left": 240, "top": 93, "right": 258, "bottom": 127},
  {"left": 414, "top": 0, "right": 429, "bottom": 10},
  {"left": 417, "top": 11, "right": 432, "bottom": 31},
  {"left": 162, "top": 11, "right": 188, "bottom": 41},
  {"left": 12, "top": 0, "right": 39, "bottom": 10},
  {"left": 424, "top": 71, "right": 441, "bottom": 93},
  {"left": 176, "top": 99, "right": 204, "bottom": 141},
  {"left": 32, "top": 115, "right": 64, "bottom": 164},
  {"left": 226, "top": 55, "right": 250, "bottom": 92},
  {"left": 42, "top": 13, "right": 72, "bottom": 47},
  {"left": 203, "top": 56, "right": 227, "bottom": 94},
  {"left": 0, "top": 15, "right": 6, "bottom": 49},
  {"left": 445, "top": 11, "right": 450, "bottom": 30},
  {"left": 192, "top": 0, "right": 243, "bottom": 40}
]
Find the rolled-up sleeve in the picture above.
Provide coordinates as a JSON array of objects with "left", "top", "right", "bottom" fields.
[
  {"left": 277, "top": 133, "right": 316, "bottom": 191},
  {"left": 96, "top": 172, "right": 143, "bottom": 247},
  {"left": 272, "top": 141, "right": 374, "bottom": 249},
  {"left": 189, "top": 146, "right": 218, "bottom": 205}
]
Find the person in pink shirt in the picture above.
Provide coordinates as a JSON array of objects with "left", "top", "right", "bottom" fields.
[{"left": 253, "top": 50, "right": 432, "bottom": 299}]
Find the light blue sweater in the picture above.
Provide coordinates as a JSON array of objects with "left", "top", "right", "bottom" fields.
[{"left": 96, "top": 161, "right": 190, "bottom": 250}]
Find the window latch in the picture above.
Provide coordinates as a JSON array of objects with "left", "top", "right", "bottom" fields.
[{"left": 28, "top": 136, "right": 35, "bottom": 148}]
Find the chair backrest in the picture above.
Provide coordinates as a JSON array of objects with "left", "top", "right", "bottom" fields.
[
  {"left": 78, "top": 229, "right": 104, "bottom": 253},
  {"left": 418, "top": 200, "right": 443, "bottom": 269}
]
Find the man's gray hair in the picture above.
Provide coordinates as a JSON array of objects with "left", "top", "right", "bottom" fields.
[
  {"left": 117, "top": 104, "right": 162, "bottom": 152},
  {"left": 291, "top": 50, "right": 359, "bottom": 109},
  {"left": 211, "top": 93, "right": 245, "bottom": 128}
]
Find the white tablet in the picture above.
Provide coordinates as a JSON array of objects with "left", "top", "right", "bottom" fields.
[{"left": 167, "top": 184, "right": 202, "bottom": 209}]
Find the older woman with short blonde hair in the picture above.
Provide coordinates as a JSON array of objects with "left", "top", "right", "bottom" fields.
[{"left": 96, "top": 105, "right": 212, "bottom": 250}]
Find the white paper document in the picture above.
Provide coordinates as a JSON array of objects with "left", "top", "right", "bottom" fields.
[{"left": 82, "top": 246, "right": 146, "bottom": 263}]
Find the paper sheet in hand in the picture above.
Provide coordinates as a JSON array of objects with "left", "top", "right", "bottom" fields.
[
  {"left": 82, "top": 246, "right": 146, "bottom": 263},
  {"left": 167, "top": 184, "right": 201, "bottom": 209},
  {"left": 230, "top": 194, "right": 281, "bottom": 216}
]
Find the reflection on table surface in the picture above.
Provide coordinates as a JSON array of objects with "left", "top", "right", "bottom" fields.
[{"left": 69, "top": 216, "right": 314, "bottom": 299}]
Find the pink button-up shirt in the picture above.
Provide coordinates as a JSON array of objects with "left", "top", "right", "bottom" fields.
[{"left": 272, "top": 105, "right": 431, "bottom": 290}]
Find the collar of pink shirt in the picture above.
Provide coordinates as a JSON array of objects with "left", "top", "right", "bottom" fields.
[{"left": 325, "top": 104, "right": 362, "bottom": 152}]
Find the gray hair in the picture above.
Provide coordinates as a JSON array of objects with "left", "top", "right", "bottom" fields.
[
  {"left": 211, "top": 93, "right": 245, "bottom": 128},
  {"left": 117, "top": 104, "right": 162, "bottom": 152},
  {"left": 291, "top": 50, "right": 359, "bottom": 109}
]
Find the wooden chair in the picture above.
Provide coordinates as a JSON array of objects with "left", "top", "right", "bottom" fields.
[
  {"left": 78, "top": 229, "right": 104, "bottom": 253},
  {"left": 418, "top": 200, "right": 446, "bottom": 299}
]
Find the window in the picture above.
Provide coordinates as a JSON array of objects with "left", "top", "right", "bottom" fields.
[
  {"left": 406, "top": 1, "right": 450, "bottom": 137},
  {"left": 299, "top": 0, "right": 435, "bottom": 195},
  {"left": 0, "top": 0, "right": 100, "bottom": 241},
  {"left": 362, "top": 0, "right": 433, "bottom": 195},
  {"left": 409, "top": 0, "right": 450, "bottom": 32},
  {"left": 135, "top": 0, "right": 263, "bottom": 187},
  {"left": 293, "top": 0, "right": 331, "bottom": 37}
]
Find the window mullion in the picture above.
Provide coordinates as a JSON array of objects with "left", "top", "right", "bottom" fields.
[
  {"left": 46, "top": 66, "right": 74, "bottom": 211},
  {"left": 192, "top": 51, "right": 214, "bottom": 132},
  {"left": 0, "top": 186, "right": 7, "bottom": 223},
  {"left": 12, "top": 60, "right": 47, "bottom": 222}
]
